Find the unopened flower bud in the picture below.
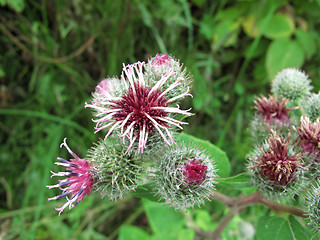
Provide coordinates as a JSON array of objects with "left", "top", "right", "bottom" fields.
[
  {"left": 87, "top": 138, "right": 143, "bottom": 201},
  {"left": 271, "top": 68, "right": 312, "bottom": 101},
  {"left": 152, "top": 144, "right": 217, "bottom": 211}
]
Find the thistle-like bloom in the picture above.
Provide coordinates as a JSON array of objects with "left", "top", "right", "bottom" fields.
[
  {"left": 254, "top": 95, "right": 296, "bottom": 124},
  {"left": 294, "top": 117, "right": 320, "bottom": 161},
  {"left": 85, "top": 61, "right": 192, "bottom": 153},
  {"left": 152, "top": 144, "right": 217, "bottom": 210},
  {"left": 248, "top": 131, "right": 306, "bottom": 199},
  {"left": 47, "top": 138, "right": 94, "bottom": 215}
]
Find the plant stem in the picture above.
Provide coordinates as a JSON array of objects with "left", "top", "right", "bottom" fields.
[
  {"left": 211, "top": 190, "right": 307, "bottom": 218},
  {"left": 204, "top": 190, "right": 308, "bottom": 240}
]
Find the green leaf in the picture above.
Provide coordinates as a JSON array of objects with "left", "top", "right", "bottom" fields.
[
  {"left": 142, "top": 199, "right": 185, "bottom": 235},
  {"left": 176, "top": 133, "right": 230, "bottom": 177},
  {"left": 256, "top": 216, "right": 312, "bottom": 240},
  {"left": 177, "top": 229, "right": 195, "bottom": 240},
  {"left": 295, "top": 29, "right": 316, "bottom": 60},
  {"left": 262, "top": 13, "right": 295, "bottom": 39},
  {"left": 218, "top": 173, "right": 251, "bottom": 189},
  {"left": 119, "top": 225, "right": 151, "bottom": 240},
  {"left": 265, "top": 38, "right": 304, "bottom": 80}
]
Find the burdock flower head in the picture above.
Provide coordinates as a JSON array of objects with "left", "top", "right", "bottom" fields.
[
  {"left": 47, "top": 138, "right": 94, "bottom": 215},
  {"left": 248, "top": 131, "right": 306, "bottom": 199},
  {"left": 152, "top": 143, "right": 217, "bottom": 210},
  {"left": 254, "top": 95, "right": 295, "bottom": 124},
  {"left": 294, "top": 117, "right": 320, "bottom": 163},
  {"left": 85, "top": 61, "right": 192, "bottom": 154},
  {"left": 250, "top": 95, "right": 296, "bottom": 143}
]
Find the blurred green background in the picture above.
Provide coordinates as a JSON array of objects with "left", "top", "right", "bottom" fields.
[{"left": 1, "top": 0, "right": 319, "bottom": 239}]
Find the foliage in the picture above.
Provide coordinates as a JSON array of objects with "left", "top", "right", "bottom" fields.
[{"left": 1, "top": 0, "right": 320, "bottom": 239}]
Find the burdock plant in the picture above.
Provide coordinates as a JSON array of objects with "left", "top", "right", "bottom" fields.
[{"left": 46, "top": 55, "right": 320, "bottom": 238}]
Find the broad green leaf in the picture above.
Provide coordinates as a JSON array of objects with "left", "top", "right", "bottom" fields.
[
  {"left": 295, "top": 29, "right": 316, "bottom": 60},
  {"left": 218, "top": 173, "right": 251, "bottom": 189},
  {"left": 256, "top": 216, "right": 312, "bottom": 240},
  {"left": 176, "top": 133, "right": 231, "bottom": 177},
  {"left": 142, "top": 199, "right": 185, "bottom": 235},
  {"left": 262, "top": 14, "right": 295, "bottom": 39},
  {"left": 119, "top": 225, "right": 151, "bottom": 240},
  {"left": 265, "top": 38, "right": 304, "bottom": 80}
]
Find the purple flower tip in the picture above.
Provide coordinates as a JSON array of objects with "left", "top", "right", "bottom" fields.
[{"left": 47, "top": 138, "right": 94, "bottom": 215}]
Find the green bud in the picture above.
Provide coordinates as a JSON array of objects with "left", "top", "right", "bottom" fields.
[
  {"left": 88, "top": 138, "right": 144, "bottom": 201},
  {"left": 271, "top": 68, "right": 312, "bottom": 101}
]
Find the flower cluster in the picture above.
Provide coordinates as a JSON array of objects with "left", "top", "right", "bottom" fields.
[
  {"left": 248, "top": 69, "right": 316, "bottom": 200},
  {"left": 247, "top": 68, "right": 320, "bottom": 232},
  {"left": 47, "top": 54, "right": 217, "bottom": 215}
]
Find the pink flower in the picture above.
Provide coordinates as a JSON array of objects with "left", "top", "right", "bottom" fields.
[
  {"left": 47, "top": 138, "right": 94, "bottom": 215},
  {"left": 85, "top": 61, "right": 192, "bottom": 154},
  {"left": 183, "top": 159, "right": 207, "bottom": 186}
]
